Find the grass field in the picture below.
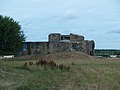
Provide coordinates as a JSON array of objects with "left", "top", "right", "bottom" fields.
[{"left": 0, "top": 52, "right": 120, "bottom": 90}]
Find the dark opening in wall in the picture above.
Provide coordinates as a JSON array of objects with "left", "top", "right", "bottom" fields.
[
  {"left": 61, "top": 36, "right": 70, "bottom": 40},
  {"left": 27, "top": 44, "right": 31, "bottom": 55}
]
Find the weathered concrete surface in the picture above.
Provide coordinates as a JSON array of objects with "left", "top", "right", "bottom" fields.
[
  {"left": 21, "top": 33, "right": 95, "bottom": 56},
  {"left": 21, "top": 42, "right": 49, "bottom": 55},
  {"left": 49, "top": 33, "right": 61, "bottom": 42},
  {"left": 70, "top": 33, "right": 84, "bottom": 41}
]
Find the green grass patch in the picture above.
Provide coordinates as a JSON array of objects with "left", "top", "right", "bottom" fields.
[{"left": 0, "top": 58, "right": 120, "bottom": 90}]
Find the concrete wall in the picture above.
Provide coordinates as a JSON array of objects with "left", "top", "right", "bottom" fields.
[
  {"left": 49, "top": 33, "right": 61, "bottom": 42},
  {"left": 84, "top": 40, "right": 95, "bottom": 55},
  {"left": 49, "top": 42, "right": 72, "bottom": 53},
  {"left": 49, "top": 33, "right": 84, "bottom": 42},
  {"left": 70, "top": 33, "right": 84, "bottom": 42},
  {"left": 21, "top": 33, "right": 95, "bottom": 56},
  {"left": 21, "top": 42, "right": 49, "bottom": 55}
]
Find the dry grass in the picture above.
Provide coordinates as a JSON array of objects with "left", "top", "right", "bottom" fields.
[{"left": 0, "top": 51, "right": 120, "bottom": 90}]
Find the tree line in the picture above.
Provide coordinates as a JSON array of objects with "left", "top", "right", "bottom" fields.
[{"left": 95, "top": 49, "right": 120, "bottom": 56}]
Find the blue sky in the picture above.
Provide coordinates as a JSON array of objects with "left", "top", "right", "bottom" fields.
[{"left": 1, "top": 0, "right": 120, "bottom": 49}]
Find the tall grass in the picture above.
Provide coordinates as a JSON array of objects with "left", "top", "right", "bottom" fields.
[{"left": 0, "top": 58, "right": 120, "bottom": 90}]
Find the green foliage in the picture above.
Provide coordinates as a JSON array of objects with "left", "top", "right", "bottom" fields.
[
  {"left": 95, "top": 49, "right": 120, "bottom": 56},
  {"left": 0, "top": 15, "right": 25, "bottom": 55}
]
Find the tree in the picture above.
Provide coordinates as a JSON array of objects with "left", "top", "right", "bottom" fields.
[{"left": 0, "top": 15, "right": 25, "bottom": 55}]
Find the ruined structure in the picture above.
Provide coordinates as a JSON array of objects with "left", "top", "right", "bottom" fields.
[{"left": 21, "top": 33, "right": 95, "bottom": 56}]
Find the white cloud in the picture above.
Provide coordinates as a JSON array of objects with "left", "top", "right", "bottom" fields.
[{"left": 62, "top": 9, "right": 78, "bottom": 20}]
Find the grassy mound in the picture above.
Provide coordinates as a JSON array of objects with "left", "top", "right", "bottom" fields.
[{"left": 16, "top": 51, "right": 94, "bottom": 60}]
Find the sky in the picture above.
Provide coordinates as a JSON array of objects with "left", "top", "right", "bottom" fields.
[{"left": 1, "top": 0, "right": 120, "bottom": 49}]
